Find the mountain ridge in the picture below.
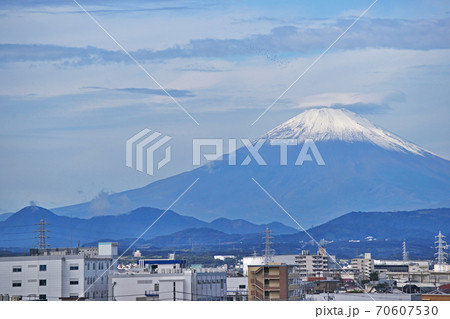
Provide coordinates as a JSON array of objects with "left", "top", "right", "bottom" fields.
[
  {"left": 52, "top": 108, "right": 450, "bottom": 224},
  {"left": 0, "top": 205, "right": 298, "bottom": 248}
]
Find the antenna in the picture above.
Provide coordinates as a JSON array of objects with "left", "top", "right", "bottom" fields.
[
  {"left": 262, "top": 226, "right": 275, "bottom": 265},
  {"left": 35, "top": 216, "right": 50, "bottom": 249},
  {"left": 435, "top": 231, "right": 448, "bottom": 265},
  {"left": 402, "top": 241, "right": 408, "bottom": 261}
]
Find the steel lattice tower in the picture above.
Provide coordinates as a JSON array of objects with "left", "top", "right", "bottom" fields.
[
  {"left": 402, "top": 241, "right": 408, "bottom": 261},
  {"left": 262, "top": 226, "right": 275, "bottom": 265},
  {"left": 435, "top": 231, "right": 448, "bottom": 265},
  {"left": 35, "top": 216, "right": 50, "bottom": 249}
]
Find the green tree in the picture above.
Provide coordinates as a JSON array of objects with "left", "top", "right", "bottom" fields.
[{"left": 369, "top": 272, "right": 379, "bottom": 281}]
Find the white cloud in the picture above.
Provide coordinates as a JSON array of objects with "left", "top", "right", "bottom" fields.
[{"left": 294, "top": 91, "right": 406, "bottom": 114}]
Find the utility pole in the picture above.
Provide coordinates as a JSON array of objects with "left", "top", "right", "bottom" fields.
[
  {"left": 262, "top": 226, "right": 274, "bottom": 265},
  {"left": 70, "top": 214, "right": 73, "bottom": 248},
  {"left": 35, "top": 216, "right": 50, "bottom": 249},
  {"left": 173, "top": 282, "right": 176, "bottom": 301},
  {"left": 111, "top": 282, "right": 117, "bottom": 301}
]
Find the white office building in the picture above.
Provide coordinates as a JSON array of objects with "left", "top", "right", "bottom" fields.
[
  {"left": 110, "top": 256, "right": 226, "bottom": 301},
  {"left": 0, "top": 242, "right": 117, "bottom": 301},
  {"left": 226, "top": 277, "right": 248, "bottom": 301}
]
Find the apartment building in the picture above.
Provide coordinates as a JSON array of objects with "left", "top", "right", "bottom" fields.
[
  {"left": 248, "top": 263, "right": 300, "bottom": 301},
  {"left": 0, "top": 242, "right": 118, "bottom": 301},
  {"left": 351, "top": 253, "right": 374, "bottom": 280}
]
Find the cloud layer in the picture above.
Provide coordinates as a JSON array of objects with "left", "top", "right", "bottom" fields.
[
  {"left": 1, "top": 18, "right": 449, "bottom": 66},
  {"left": 296, "top": 91, "right": 406, "bottom": 114}
]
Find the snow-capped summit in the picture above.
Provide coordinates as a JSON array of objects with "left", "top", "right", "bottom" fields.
[
  {"left": 55, "top": 107, "right": 450, "bottom": 226},
  {"left": 264, "top": 108, "right": 426, "bottom": 156}
]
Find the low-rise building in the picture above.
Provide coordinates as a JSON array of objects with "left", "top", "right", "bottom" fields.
[
  {"left": 110, "top": 257, "right": 226, "bottom": 301},
  {"left": 0, "top": 242, "right": 118, "bottom": 301},
  {"left": 226, "top": 276, "right": 248, "bottom": 301}
]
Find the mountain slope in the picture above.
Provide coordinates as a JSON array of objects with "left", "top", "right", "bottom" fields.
[
  {"left": 0, "top": 206, "right": 297, "bottom": 248},
  {"left": 0, "top": 213, "right": 13, "bottom": 221},
  {"left": 53, "top": 108, "right": 450, "bottom": 226},
  {"left": 280, "top": 207, "right": 450, "bottom": 242},
  {"left": 136, "top": 208, "right": 449, "bottom": 259}
]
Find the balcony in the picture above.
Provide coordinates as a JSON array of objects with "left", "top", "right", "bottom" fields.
[
  {"left": 263, "top": 274, "right": 280, "bottom": 279},
  {"left": 263, "top": 286, "right": 280, "bottom": 291}
]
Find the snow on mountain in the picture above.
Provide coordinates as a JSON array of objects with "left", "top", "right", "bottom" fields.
[
  {"left": 53, "top": 108, "right": 450, "bottom": 225},
  {"left": 264, "top": 108, "right": 426, "bottom": 156}
]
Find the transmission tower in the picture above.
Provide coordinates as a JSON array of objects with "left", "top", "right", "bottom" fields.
[
  {"left": 402, "top": 241, "right": 408, "bottom": 261},
  {"left": 435, "top": 231, "right": 448, "bottom": 265},
  {"left": 262, "top": 226, "right": 275, "bottom": 265},
  {"left": 35, "top": 216, "right": 50, "bottom": 249}
]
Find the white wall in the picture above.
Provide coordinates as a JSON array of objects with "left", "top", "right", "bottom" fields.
[
  {"left": 242, "top": 255, "right": 297, "bottom": 276},
  {"left": 0, "top": 255, "right": 113, "bottom": 301},
  {"left": 110, "top": 272, "right": 190, "bottom": 301}
]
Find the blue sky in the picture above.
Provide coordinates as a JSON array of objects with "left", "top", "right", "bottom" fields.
[{"left": 0, "top": 0, "right": 449, "bottom": 213}]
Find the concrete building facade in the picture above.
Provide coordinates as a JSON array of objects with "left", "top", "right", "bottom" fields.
[
  {"left": 0, "top": 242, "right": 117, "bottom": 301},
  {"left": 226, "top": 276, "right": 248, "bottom": 301},
  {"left": 351, "top": 253, "right": 374, "bottom": 280},
  {"left": 110, "top": 256, "right": 226, "bottom": 301},
  {"left": 110, "top": 269, "right": 227, "bottom": 301},
  {"left": 295, "top": 248, "right": 336, "bottom": 277},
  {"left": 248, "top": 263, "right": 300, "bottom": 301}
]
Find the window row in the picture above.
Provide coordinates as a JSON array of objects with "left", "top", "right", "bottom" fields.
[
  {"left": 86, "top": 261, "right": 110, "bottom": 271},
  {"left": 12, "top": 265, "right": 46, "bottom": 272},
  {"left": 197, "top": 279, "right": 225, "bottom": 284},
  {"left": 86, "top": 275, "right": 105, "bottom": 285},
  {"left": 12, "top": 279, "right": 46, "bottom": 287}
]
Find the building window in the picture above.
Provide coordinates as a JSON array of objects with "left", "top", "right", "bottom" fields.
[
  {"left": 93, "top": 263, "right": 96, "bottom": 270},
  {"left": 39, "top": 280, "right": 47, "bottom": 286},
  {"left": 154, "top": 283, "right": 159, "bottom": 291},
  {"left": 12, "top": 281, "right": 22, "bottom": 287},
  {"left": 70, "top": 265, "right": 79, "bottom": 270},
  {"left": 239, "top": 284, "right": 246, "bottom": 289},
  {"left": 39, "top": 294, "right": 47, "bottom": 301},
  {"left": 87, "top": 263, "right": 90, "bottom": 270},
  {"left": 70, "top": 280, "right": 79, "bottom": 285},
  {"left": 12, "top": 266, "right": 22, "bottom": 273},
  {"left": 39, "top": 265, "right": 47, "bottom": 271}
]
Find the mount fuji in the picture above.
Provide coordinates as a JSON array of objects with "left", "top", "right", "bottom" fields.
[{"left": 54, "top": 108, "right": 450, "bottom": 226}]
